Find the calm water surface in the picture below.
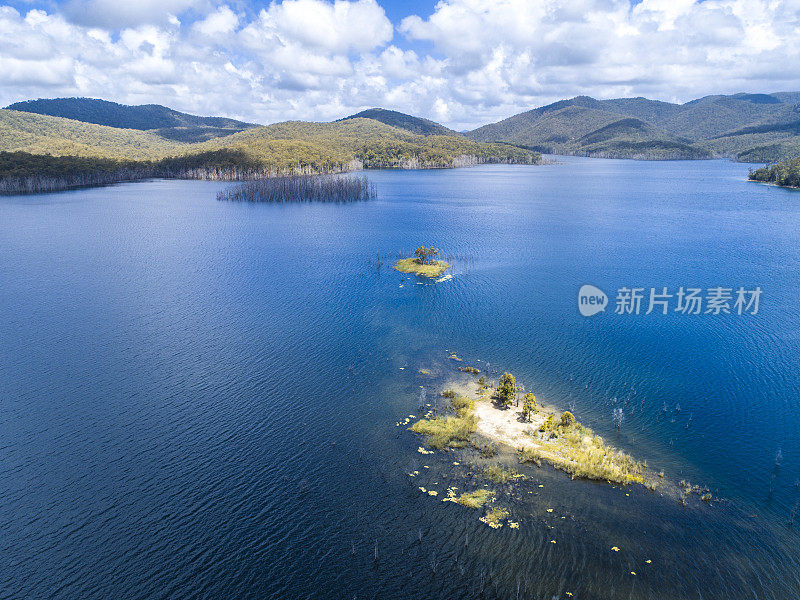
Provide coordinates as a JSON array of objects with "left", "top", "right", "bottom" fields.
[{"left": 1, "top": 158, "right": 800, "bottom": 599}]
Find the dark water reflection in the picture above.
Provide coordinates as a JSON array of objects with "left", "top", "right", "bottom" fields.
[{"left": 1, "top": 159, "right": 799, "bottom": 598}]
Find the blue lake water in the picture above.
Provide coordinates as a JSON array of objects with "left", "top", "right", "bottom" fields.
[{"left": 1, "top": 157, "right": 800, "bottom": 599}]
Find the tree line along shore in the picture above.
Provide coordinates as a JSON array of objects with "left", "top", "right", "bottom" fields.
[
  {"left": 748, "top": 156, "right": 800, "bottom": 188},
  {"left": 0, "top": 108, "right": 541, "bottom": 195}
]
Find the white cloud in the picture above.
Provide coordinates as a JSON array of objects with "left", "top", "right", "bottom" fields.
[
  {"left": 239, "top": 0, "right": 392, "bottom": 54},
  {"left": 192, "top": 5, "right": 238, "bottom": 37},
  {"left": 0, "top": 0, "right": 799, "bottom": 129},
  {"left": 63, "top": 0, "right": 203, "bottom": 28}
]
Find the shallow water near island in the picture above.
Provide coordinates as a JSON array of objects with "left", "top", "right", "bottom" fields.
[{"left": 2, "top": 157, "right": 800, "bottom": 599}]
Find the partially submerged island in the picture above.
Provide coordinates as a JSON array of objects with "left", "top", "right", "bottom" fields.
[
  {"left": 411, "top": 371, "right": 647, "bottom": 486},
  {"left": 394, "top": 246, "right": 451, "bottom": 278}
]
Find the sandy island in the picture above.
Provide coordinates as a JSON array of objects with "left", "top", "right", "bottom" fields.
[{"left": 417, "top": 379, "right": 647, "bottom": 486}]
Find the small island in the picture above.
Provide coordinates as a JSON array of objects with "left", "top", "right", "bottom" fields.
[
  {"left": 411, "top": 371, "right": 648, "bottom": 486},
  {"left": 393, "top": 246, "right": 450, "bottom": 278}
]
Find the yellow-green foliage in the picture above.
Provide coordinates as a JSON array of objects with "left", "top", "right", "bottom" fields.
[
  {"left": 0, "top": 111, "right": 541, "bottom": 180},
  {"left": 410, "top": 414, "right": 477, "bottom": 449},
  {"left": 481, "top": 464, "right": 521, "bottom": 483},
  {"left": 451, "top": 394, "right": 474, "bottom": 416},
  {"left": 393, "top": 258, "right": 450, "bottom": 278},
  {"left": 539, "top": 415, "right": 555, "bottom": 433},
  {"left": 454, "top": 489, "right": 493, "bottom": 508},
  {"left": 496, "top": 372, "right": 517, "bottom": 408},
  {"left": 202, "top": 118, "right": 538, "bottom": 172},
  {"left": 480, "top": 506, "right": 510, "bottom": 529},
  {"left": 0, "top": 109, "right": 186, "bottom": 160},
  {"left": 522, "top": 393, "right": 537, "bottom": 421},
  {"left": 520, "top": 423, "right": 644, "bottom": 485},
  {"left": 459, "top": 366, "right": 480, "bottom": 375},
  {"left": 410, "top": 394, "right": 476, "bottom": 448}
]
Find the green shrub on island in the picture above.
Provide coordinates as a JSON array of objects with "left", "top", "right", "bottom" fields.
[
  {"left": 560, "top": 411, "right": 575, "bottom": 427},
  {"left": 440, "top": 389, "right": 456, "bottom": 398},
  {"left": 459, "top": 366, "right": 481, "bottom": 375},
  {"left": 414, "top": 246, "right": 439, "bottom": 264},
  {"left": 496, "top": 372, "right": 517, "bottom": 408},
  {"left": 522, "top": 393, "right": 537, "bottom": 422},
  {"left": 393, "top": 247, "right": 450, "bottom": 278}
]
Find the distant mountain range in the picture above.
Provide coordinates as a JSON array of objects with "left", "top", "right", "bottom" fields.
[
  {"left": 3, "top": 91, "right": 800, "bottom": 180},
  {"left": 5, "top": 98, "right": 257, "bottom": 143},
  {"left": 466, "top": 93, "right": 800, "bottom": 161},
  {"left": 338, "top": 108, "right": 457, "bottom": 136},
  {"left": 0, "top": 99, "right": 538, "bottom": 193}
]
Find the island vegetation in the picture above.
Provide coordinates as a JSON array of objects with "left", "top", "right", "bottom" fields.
[
  {"left": 410, "top": 371, "right": 649, "bottom": 486},
  {"left": 748, "top": 156, "right": 800, "bottom": 188},
  {"left": 393, "top": 246, "right": 451, "bottom": 278}
]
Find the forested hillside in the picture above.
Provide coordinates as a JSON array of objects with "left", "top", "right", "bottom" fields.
[
  {"left": 0, "top": 110, "right": 186, "bottom": 159},
  {"left": 0, "top": 109, "right": 540, "bottom": 194},
  {"left": 468, "top": 92, "right": 800, "bottom": 161},
  {"left": 749, "top": 156, "right": 800, "bottom": 187},
  {"left": 6, "top": 98, "right": 256, "bottom": 143},
  {"left": 338, "top": 108, "right": 456, "bottom": 136}
]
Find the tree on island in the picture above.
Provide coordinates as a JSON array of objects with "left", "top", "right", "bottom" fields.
[
  {"left": 560, "top": 411, "right": 575, "bottom": 428},
  {"left": 414, "top": 246, "right": 439, "bottom": 264},
  {"left": 496, "top": 372, "right": 517, "bottom": 408},
  {"left": 522, "top": 393, "right": 537, "bottom": 422}
]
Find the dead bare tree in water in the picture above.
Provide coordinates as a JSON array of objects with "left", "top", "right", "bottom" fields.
[
  {"left": 217, "top": 174, "right": 376, "bottom": 203},
  {"left": 613, "top": 407, "right": 624, "bottom": 430}
]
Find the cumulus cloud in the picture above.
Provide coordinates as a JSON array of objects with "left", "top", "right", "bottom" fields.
[
  {"left": 62, "top": 0, "right": 203, "bottom": 28},
  {"left": 192, "top": 5, "right": 239, "bottom": 37},
  {"left": 0, "top": 0, "right": 799, "bottom": 129}
]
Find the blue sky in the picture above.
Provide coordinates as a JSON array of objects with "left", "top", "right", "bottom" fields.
[{"left": 1, "top": 0, "right": 799, "bottom": 129}]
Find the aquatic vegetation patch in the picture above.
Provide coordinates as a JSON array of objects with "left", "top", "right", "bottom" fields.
[
  {"left": 443, "top": 488, "right": 494, "bottom": 509},
  {"left": 481, "top": 464, "right": 523, "bottom": 484},
  {"left": 411, "top": 413, "right": 477, "bottom": 449},
  {"left": 410, "top": 393, "right": 477, "bottom": 449},
  {"left": 458, "top": 366, "right": 481, "bottom": 375},
  {"left": 480, "top": 506, "right": 510, "bottom": 529}
]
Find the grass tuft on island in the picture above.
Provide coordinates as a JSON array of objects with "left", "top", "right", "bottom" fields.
[
  {"left": 394, "top": 257, "right": 450, "bottom": 278},
  {"left": 410, "top": 393, "right": 476, "bottom": 448}
]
